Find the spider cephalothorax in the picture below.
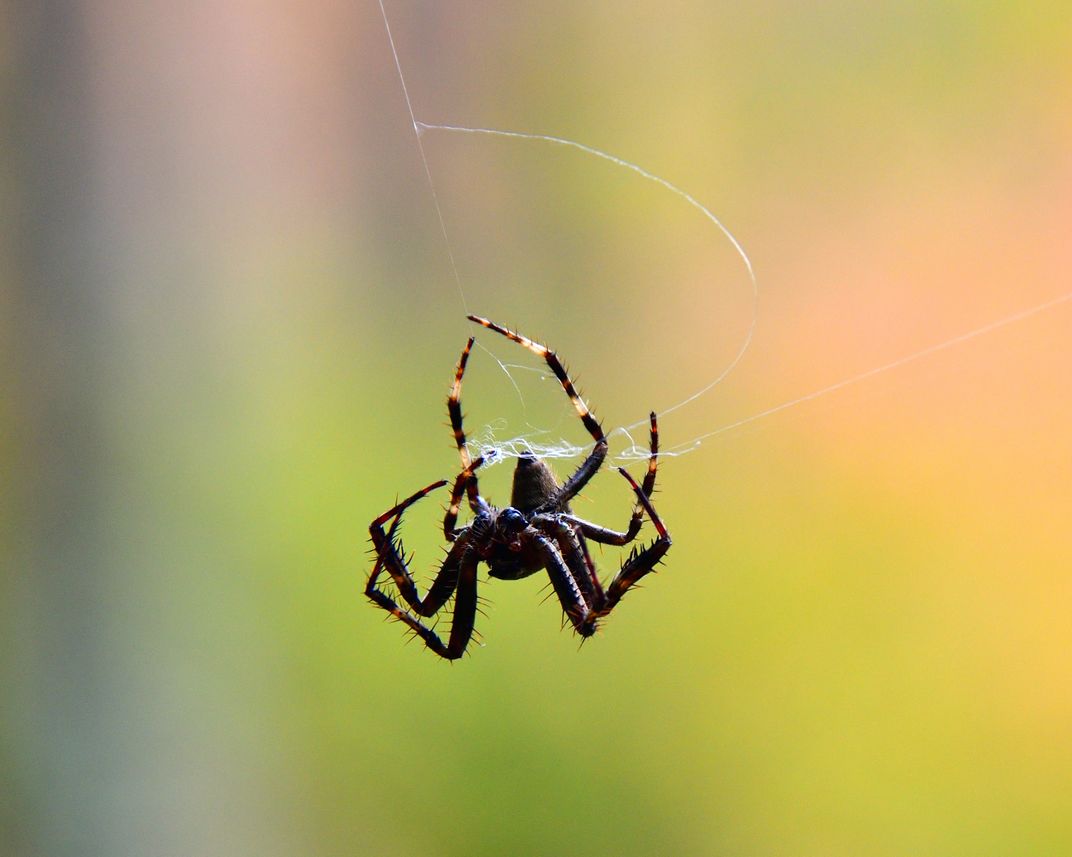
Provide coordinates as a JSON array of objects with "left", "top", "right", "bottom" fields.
[{"left": 366, "top": 315, "right": 671, "bottom": 659}]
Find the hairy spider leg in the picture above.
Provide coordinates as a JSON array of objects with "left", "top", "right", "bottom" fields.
[
  {"left": 530, "top": 414, "right": 661, "bottom": 622},
  {"left": 370, "top": 478, "right": 448, "bottom": 531},
  {"left": 633, "top": 410, "right": 660, "bottom": 528},
  {"left": 564, "top": 412, "right": 660, "bottom": 547},
  {"left": 369, "top": 480, "right": 455, "bottom": 611},
  {"left": 446, "top": 336, "right": 485, "bottom": 513},
  {"left": 442, "top": 456, "right": 485, "bottom": 541},
  {"left": 467, "top": 315, "right": 608, "bottom": 510},
  {"left": 531, "top": 515, "right": 607, "bottom": 616},
  {"left": 531, "top": 533, "right": 597, "bottom": 637},
  {"left": 366, "top": 479, "right": 480, "bottom": 660},
  {"left": 596, "top": 468, "right": 672, "bottom": 617}
]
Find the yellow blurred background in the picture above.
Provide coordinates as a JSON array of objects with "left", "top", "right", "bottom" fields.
[{"left": 5, "top": 2, "right": 1071, "bottom": 855}]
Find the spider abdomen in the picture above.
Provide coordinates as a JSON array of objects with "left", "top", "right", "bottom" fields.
[{"left": 510, "top": 454, "right": 563, "bottom": 513}]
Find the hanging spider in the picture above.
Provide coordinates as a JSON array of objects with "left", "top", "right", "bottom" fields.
[{"left": 365, "top": 315, "right": 671, "bottom": 659}]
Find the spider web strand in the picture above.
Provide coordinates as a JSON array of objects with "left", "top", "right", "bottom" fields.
[
  {"left": 646, "top": 287, "right": 1072, "bottom": 457},
  {"left": 377, "top": 1, "right": 468, "bottom": 313},
  {"left": 416, "top": 120, "right": 759, "bottom": 434}
]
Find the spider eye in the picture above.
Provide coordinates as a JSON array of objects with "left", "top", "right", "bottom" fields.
[{"left": 501, "top": 508, "right": 526, "bottom": 532}]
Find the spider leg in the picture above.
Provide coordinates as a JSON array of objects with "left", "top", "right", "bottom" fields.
[
  {"left": 531, "top": 532, "right": 598, "bottom": 637},
  {"left": 468, "top": 316, "right": 603, "bottom": 441},
  {"left": 563, "top": 412, "right": 660, "bottom": 546},
  {"left": 367, "top": 480, "right": 481, "bottom": 660},
  {"left": 531, "top": 515, "right": 606, "bottom": 613},
  {"left": 468, "top": 315, "right": 609, "bottom": 510},
  {"left": 442, "top": 456, "right": 485, "bottom": 541},
  {"left": 370, "top": 523, "right": 467, "bottom": 618},
  {"left": 369, "top": 481, "right": 458, "bottom": 613},
  {"left": 543, "top": 441, "right": 608, "bottom": 513},
  {"left": 596, "top": 468, "right": 672, "bottom": 617},
  {"left": 446, "top": 336, "right": 487, "bottom": 514},
  {"left": 563, "top": 517, "right": 639, "bottom": 547},
  {"left": 366, "top": 541, "right": 480, "bottom": 660}
]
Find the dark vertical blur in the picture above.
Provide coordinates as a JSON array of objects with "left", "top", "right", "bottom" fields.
[
  {"left": 6, "top": 2, "right": 381, "bottom": 853},
  {"left": 8, "top": 3, "right": 111, "bottom": 855}
]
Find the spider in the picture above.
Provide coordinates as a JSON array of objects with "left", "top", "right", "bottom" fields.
[{"left": 365, "top": 315, "right": 671, "bottom": 659}]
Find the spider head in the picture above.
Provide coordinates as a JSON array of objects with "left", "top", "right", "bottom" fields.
[
  {"left": 469, "top": 506, "right": 523, "bottom": 553},
  {"left": 500, "top": 507, "right": 526, "bottom": 533},
  {"left": 498, "top": 507, "right": 528, "bottom": 552},
  {"left": 470, "top": 507, "right": 528, "bottom": 559}
]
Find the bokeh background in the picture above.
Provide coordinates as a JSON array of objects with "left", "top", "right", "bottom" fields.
[{"left": 5, "top": 2, "right": 1071, "bottom": 855}]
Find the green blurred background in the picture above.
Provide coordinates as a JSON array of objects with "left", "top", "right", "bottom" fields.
[{"left": 5, "top": 2, "right": 1071, "bottom": 855}]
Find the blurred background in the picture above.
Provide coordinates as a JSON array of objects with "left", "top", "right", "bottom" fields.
[{"left": 5, "top": 1, "right": 1071, "bottom": 855}]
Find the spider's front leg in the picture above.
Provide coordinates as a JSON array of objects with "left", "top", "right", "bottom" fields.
[
  {"left": 442, "top": 456, "right": 485, "bottom": 541},
  {"left": 366, "top": 477, "right": 480, "bottom": 660},
  {"left": 446, "top": 336, "right": 490, "bottom": 515}
]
